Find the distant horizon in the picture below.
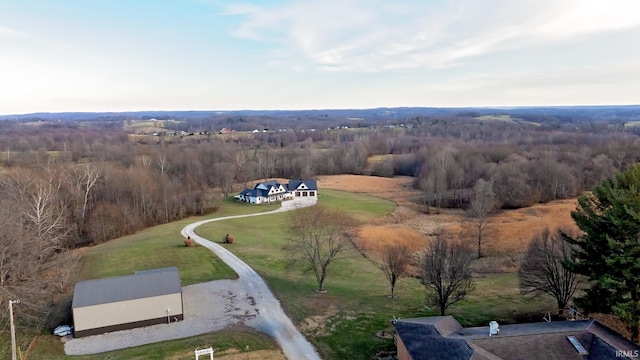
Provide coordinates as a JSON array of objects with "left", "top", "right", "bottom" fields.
[
  {"left": 2, "top": 1, "right": 639, "bottom": 115},
  {"left": 3, "top": 103, "right": 640, "bottom": 118}
]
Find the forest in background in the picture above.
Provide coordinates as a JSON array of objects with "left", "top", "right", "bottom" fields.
[{"left": 0, "top": 105, "right": 639, "bottom": 330}]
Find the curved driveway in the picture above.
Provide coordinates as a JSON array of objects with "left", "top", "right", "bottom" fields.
[{"left": 180, "top": 198, "right": 321, "bottom": 360}]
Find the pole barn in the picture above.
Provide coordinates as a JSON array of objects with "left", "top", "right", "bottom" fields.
[{"left": 72, "top": 267, "right": 184, "bottom": 338}]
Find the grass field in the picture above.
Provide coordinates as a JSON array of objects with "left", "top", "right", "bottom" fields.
[
  {"left": 78, "top": 224, "right": 236, "bottom": 285},
  {"left": 473, "top": 115, "right": 540, "bottom": 127},
  {"left": 1, "top": 197, "right": 282, "bottom": 360},
  {"left": 21, "top": 327, "right": 281, "bottom": 360},
  {"left": 197, "top": 190, "right": 412, "bottom": 358},
  {"left": 195, "top": 190, "right": 555, "bottom": 359},
  {"left": 8, "top": 183, "right": 560, "bottom": 360},
  {"left": 475, "top": 115, "right": 517, "bottom": 123},
  {"left": 447, "top": 273, "right": 555, "bottom": 325},
  {"left": 78, "top": 197, "right": 279, "bottom": 284}
]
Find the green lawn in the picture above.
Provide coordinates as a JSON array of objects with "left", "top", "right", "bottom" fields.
[
  {"left": 78, "top": 225, "right": 236, "bottom": 285},
  {"left": 78, "top": 196, "right": 280, "bottom": 284},
  {"left": 2, "top": 198, "right": 282, "bottom": 360},
  {"left": 196, "top": 190, "right": 555, "bottom": 359},
  {"left": 14, "top": 189, "right": 556, "bottom": 360},
  {"left": 317, "top": 189, "right": 396, "bottom": 220},
  {"left": 444, "top": 273, "right": 556, "bottom": 325},
  {"left": 197, "top": 190, "right": 405, "bottom": 358},
  {"left": 21, "top": 327, "right": 279, "bottom": 360}
]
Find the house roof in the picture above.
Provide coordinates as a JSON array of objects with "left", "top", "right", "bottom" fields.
[
  {"left": 72, "top": 267, "right": 181, "bottom": 308},
  {"left": 394, "top": 316, "right": 640, "bottom": 360},
  {"left": 255, "top": 180, "right": 288, "bottom": 192},
  {"left": 237, "top": 179, "right": 318, "bottom": 198},
  {"left": 394, "top": 320, "right": 473, "bottom": 360},
  {"left": 288, "top": 179, "right": 318, "bottom": 191},
  {"left": 240, "top": 188, "right": 269, "bottom": 197},
  {"left": 256, "top": 180, "right": 282, "bottom": 189}
]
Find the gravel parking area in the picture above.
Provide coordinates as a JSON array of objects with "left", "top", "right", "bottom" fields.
[
  {"left": 66, "top": 198, "right": 320, "bottom": 359},
  {"left": 64, "top": 279, "right": 259, "bottom": 355}
]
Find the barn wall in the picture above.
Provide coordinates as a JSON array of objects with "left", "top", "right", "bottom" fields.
[
  {"left": 73, "top": 293, "right": 183, "bottom": 334},
  {"left": 73, "top": 313, "right": 184, "bottom": 338}
]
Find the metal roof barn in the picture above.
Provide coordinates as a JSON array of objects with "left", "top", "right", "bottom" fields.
[{"left": 72, "top": 267, "right": 183, "bottom": 338}]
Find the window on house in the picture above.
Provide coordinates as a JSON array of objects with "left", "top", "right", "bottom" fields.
[{"left": 309, "top": 191, "right": 315, "bottom": 196}]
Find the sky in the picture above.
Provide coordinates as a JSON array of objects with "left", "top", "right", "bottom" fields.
[{"left": 1, "top": 0, "right": 640, "bottom": 115}]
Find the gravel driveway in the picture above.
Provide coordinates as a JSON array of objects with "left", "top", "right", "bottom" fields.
[
  {"left": 65, "top": 279, "right": 259, "bottom": 355},
  {"left": 65, "top": 198, "right": 321, "bottom": 359}
]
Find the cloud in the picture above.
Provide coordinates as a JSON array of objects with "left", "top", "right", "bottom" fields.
[
  {"left": 223, "top": 0, "right": 640, "bottom": 72},
  {"left": 0, "top": 25, "right": 31, "bottom": 38},
  {"left": 534, "top": 0, "right": 640, "bottom": 38},
  {"left": 410, "top": 60, "right": 640, "bottom": 107}
]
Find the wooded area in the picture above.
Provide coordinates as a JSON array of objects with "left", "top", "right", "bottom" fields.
[{"left": 0, "top": 107, "right": 638, "bottom": 330}]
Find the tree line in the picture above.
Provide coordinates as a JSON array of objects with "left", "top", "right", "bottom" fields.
[
  {"left": 517, "top": 164, "right": 640, "bottom": 344},
  {"left": 298, "top": 165, "right": 640, "bottom": 345},
  {"left": 0, "top": 114, "right": 639, "bottom": 330}
]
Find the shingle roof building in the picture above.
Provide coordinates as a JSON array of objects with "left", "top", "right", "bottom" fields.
[
  {"left": 393, "top": 316, "right": 640, "bottom": 360},
  {"left": 236, "top": 179, "right": 318, "bottom": 204}
]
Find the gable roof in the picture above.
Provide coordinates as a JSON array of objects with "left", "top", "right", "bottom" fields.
[
  {"left": 394, "top": 316, "right": 640, "bottom": 360},
  {"left": 72, "top": 267, "right": 181, "bottom": 308},
  {"left": 240, "top": 188, "right": 271, "bottom": 198},
  {"left": 255, "top": 180, "right": 283, "bottom": 190},
  {"left": 288, "top": 179, "right": 317, "bottom": 191}
]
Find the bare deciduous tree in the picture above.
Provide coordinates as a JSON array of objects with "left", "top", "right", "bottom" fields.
[
  {"left": 213, "top": 162, "right": 235, "bottom": 197},
  {"left": 519, "top": 228, "right": 582, "bottom": 315},
  {"left": 86, "top": 202, "right": 127, "bottom": 244},
  {"left": 377, "top": 243, "right": 411, "bottom": 298},
  {"left": 66, "top": 164, "right": 101, "bottom": 228},
  {"left": 422, "top": 233, "right": 475, "bottom": 316},
  {"left": 0, "top": 168, "right": 77, "bottom": 328},
  {"left": 156, "top": 153, "right": 169, "bottom": 175},
  {"left": 466, "top": 178, "right": 497, "bottom": 258},
  {"left": 138, "top": 153, "right": 152, "bottom": 168},
  {"left": 285, "top": 205, "right": 356, "bottom": 293},
  {"left": 491, "top": 160, "right": 534, "bottom": 208}
]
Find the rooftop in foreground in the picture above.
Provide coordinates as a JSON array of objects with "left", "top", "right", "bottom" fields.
[{"left": 393, "top": 315, "right": 640, "bottom": 360}]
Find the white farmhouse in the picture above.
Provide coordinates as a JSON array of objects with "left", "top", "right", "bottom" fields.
[{"left": 236, "top": 179, "right": 318, "bottom": 204}]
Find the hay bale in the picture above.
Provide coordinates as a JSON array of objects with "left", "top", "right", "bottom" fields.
[{"left": 184, "top": 236, "right": 194, "bottom": 247}]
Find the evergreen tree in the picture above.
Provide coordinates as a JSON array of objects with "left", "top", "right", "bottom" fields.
[{"left": 565, "top": 164, "right": 640, "bottom": 344}]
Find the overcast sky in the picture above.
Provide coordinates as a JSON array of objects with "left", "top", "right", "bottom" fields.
[{"left": 1, "top": 0, "right": 639, "bottom": 115}]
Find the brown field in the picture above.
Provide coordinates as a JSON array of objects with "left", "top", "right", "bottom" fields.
[
  {"left": 317, "top": 174, "right": 420, "bottom": 209},
  {"left": 317, "top": 175, "right": 578, "bottom": 270}
]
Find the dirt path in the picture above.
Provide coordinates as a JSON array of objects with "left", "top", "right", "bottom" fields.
[{"left": 181, "top": 198, "right": 322, "bottom": 360}]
